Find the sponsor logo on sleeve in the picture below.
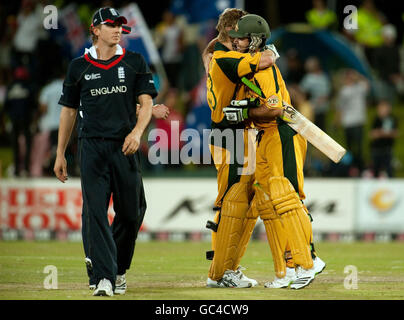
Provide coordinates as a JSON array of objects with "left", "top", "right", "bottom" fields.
[
  {"left": 267, "top": 95, "right": 279, "bottom": 107},
  {"left": 84, "top": 73, "right": 101, "bottom": 81}
]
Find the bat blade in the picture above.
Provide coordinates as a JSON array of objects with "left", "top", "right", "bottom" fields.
[{"left": 288, "top": 111, "right": 346, "bottom": 163}]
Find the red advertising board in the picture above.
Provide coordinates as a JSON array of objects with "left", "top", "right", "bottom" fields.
[{"left": 0, "top": 180, "right": 115, "bottom": 233}]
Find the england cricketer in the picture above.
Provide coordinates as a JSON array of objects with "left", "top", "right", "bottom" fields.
[{"left": 54, "top": 7, "right": 158, "bottom": 296}]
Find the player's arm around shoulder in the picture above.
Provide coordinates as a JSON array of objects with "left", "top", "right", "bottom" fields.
[
  {"left": 258, "top": 49, "right": 277, "bottom": 70},
  {"left": 215, "top": 49, "right": 276, "bottom": 83}
]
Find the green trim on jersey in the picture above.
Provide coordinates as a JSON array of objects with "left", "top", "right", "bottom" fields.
[
  {"left": 207, "top": 73, "right": 217, "bottom": 110},
  {"left": 216, "top": 57, "right": 244, "bottom": 83},
  {"left": 278, "top": 122, "right": 299, "bottom": 193}
]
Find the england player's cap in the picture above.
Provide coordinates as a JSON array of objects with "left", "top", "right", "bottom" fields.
[{"left": 91, "top": 7, "right": 131, "bottom": 34}]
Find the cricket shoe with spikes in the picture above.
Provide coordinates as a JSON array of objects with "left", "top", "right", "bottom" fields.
[
  {"left": 290, "top": 266, "right": 316, "bottom": 290},
  {"left": 207, "top": 270, "right": 253, "bottom": 288},
  {"left": 313, "top": 257, "right": 326, "bottom": 275},
  {"left": 235, "top": 266, "right": 258, "bottom": 287},
  {"left": 264, "top": 267, "right": 297, "bottom": 288}
]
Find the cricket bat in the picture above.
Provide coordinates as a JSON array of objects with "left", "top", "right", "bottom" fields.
[{"left": 241, "top": 77, "right": 346, "bottom": 163}]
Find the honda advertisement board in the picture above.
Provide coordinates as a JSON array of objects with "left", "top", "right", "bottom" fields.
[{"left": 1, "top": 178, "right": 404, "bottom": 239}]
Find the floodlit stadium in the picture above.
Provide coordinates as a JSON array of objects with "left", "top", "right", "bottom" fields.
[{"left": 0, "top": 0, "right": 404, "bottom": 306}]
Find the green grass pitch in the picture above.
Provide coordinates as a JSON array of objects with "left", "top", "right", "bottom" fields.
[{"left": 0, "top": 240, "right": 403, "bottom": 300}]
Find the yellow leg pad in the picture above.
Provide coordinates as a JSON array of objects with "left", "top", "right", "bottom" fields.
[
  {"left": 279, "top": 211, "right": 313, "bottom": 269},
  {"left": 296, "top": 208, "right": 313, "bottom": 248},
  {"left": 231, "top": 201, "right": 258, "bottom": 271},
  {"left": 269, "top": 177, "right": 313, "bottom": 270},
  {"left": 254, "top": 187, "right": 287, "bottom": 278},
  {"left": 208, "top": 183, "right": 249, "bottom": 281},
  {"left": 208, "top": 215, "right": 245, "bottom": 280},
  {"left": 262, "top": 217, "right": 288, "bottom": 278}
]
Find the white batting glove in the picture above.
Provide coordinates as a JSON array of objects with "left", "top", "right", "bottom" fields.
[
  {"left": 264, "top": 44, "right": 280, "bottom": 60},
  {"left": 223, "top": 107, "right": 249, "bottom": 123}
]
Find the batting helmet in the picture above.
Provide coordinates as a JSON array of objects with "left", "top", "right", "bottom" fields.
[{"left": 228, "top": 14, "right": 271, "bottom": 40}]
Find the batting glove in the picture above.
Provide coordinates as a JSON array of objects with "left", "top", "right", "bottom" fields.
[
  {"left": 280, "top": 101, "right": 298, "bottom": 124},
  {"left": 223, "top": 107, "right": 249, "bottom": 123},
  {"left": 223, "top": 98, "right": 260, "bottom": 123},
  {"left": 264, "top": 44, "right": 280, "bottom": 60}
]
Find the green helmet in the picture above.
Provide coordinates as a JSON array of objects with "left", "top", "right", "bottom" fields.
[{"left": 228, "top": 14, "right": 271, "bottom": 39}]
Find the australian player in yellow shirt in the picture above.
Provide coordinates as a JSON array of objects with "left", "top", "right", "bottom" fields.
[
  {"left": 203, "top": 8, "right": 277, "bottom": 288},
  {"left": 224, "top": 14, "right": 326, "bottom": 289}
]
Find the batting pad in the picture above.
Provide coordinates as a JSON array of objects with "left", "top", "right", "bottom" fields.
[
  {"left": 255, "top": 186, "right": 288, "bottom": 278},
  {"left": 269, "top": 177, "right": 313, "bottom": 270},
  {"left": 208, "top": 182, "right": 250, "bottom": 281},
  {"left": 231, "top": 198, "right": 258, "bottom": 271}
]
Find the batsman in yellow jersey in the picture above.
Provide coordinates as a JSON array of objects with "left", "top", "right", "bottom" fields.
[
  {"left": 203, "top": 8, "right": 277, "bottom": 288},
  {"left": 224, "top": 14, "right": 326, "bottom": 289}
]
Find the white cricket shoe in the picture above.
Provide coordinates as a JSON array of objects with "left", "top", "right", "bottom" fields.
[
  {"left": 114, "top": 274, "right": 127, "bottom": 295},
  {"left": 207, "top": 270, "right": 253, "bottom": 288},
  {"left": 290, "top": 266, "right": 315, "bottom": 290},
  {"left": 313, "top": 257, "right": 326, "bottom": 275},
  {"left": 206, "top": 277, "right": 219, "bottom": 288},
  {"left": 93, "top": 278, "right": 114, "bottom": 296},
  {"left": 235, "top": 266, "right": 258, "bottom": 287},
  {"left": 264, "top": 267, "right": 297, "bottom": 288}
]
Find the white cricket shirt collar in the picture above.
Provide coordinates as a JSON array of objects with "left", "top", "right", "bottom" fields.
[{"left": 84, "top": 44, "right": 124, "bottom": 59}]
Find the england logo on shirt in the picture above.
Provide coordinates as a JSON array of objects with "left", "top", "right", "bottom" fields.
[{"left": 118, "top": 67, "right": 125, "bottom": 82}]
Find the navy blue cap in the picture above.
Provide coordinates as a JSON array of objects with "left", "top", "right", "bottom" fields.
[{"left": 91, "top": 8, "right": 131, "bottom": 34}]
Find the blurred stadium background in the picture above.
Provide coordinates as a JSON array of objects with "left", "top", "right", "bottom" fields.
[{"left": 0, "top": 0, "right": 404, "bottom": 247}]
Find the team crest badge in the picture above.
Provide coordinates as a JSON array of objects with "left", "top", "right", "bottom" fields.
[{"left": 118, "top": 67, "right": 125, "bottom": 82}]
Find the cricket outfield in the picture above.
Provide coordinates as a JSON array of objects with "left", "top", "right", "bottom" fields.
[{"left": 0, "top": 241, "right": 403, "bottom": 300}]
